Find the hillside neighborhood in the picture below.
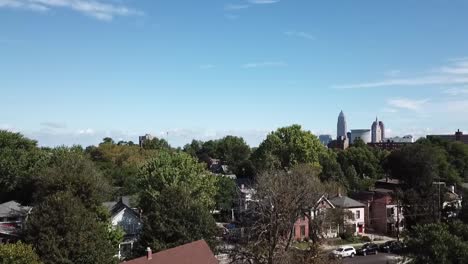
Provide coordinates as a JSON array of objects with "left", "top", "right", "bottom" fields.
[{"left": 1, "top": 121, "right": 468, "bottom": 263}]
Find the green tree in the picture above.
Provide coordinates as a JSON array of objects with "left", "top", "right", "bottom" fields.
[
  {"left": 137, "top": 151, "right": 218, "bottom": 210},
  {"left": 34, "top": 147, "right": 112, "bottom": 211},
  {"left": 136, "top": 151, "right": 218, "bottom": 252},
  {"left": 214, "top": 176, "right": 238, "bottom": 220},
  {"left": 318, "top": 150, "right": 344, "bottom": 183},
  {"left": 214, "top": 136, "right": 252, "bottom": 175},
  {"left": 0, "top": 130, "right": 46, "bottom": 203},
  {"left": 142, "top": 137, "right": 171, "bottom": 150},
  {"left": 138, "top": 186, "right": 217, "bottom": 253},
  {"left": 406, "top": 222, "right": 468, "bottom": 264},
  {"left": 0, "top": 242, "right": 42, "bottom": 264},
  {"left": 252, "top": 125, "right": 326, "bottom": 172},
  {"left": 24, "top": 192, "right": 117, "bottom": 264},
  {"left": 385, "top": 143, "right": 458, "bottom": 229}
]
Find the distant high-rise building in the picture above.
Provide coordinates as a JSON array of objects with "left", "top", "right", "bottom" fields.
[
  {"left": 371, "top": 117, "right": 384, "bottom": 143},
  {"left": 319, "top": 135, "right": 333, "bottom": 146},
  {"left": 139, "top": 134, "right": 154, "bottom": 147},
  {"left": 337, "top": 110, "right": 347, "bottom": 139}
]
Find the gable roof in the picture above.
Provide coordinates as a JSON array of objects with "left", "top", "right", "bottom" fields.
[
  {"left": 121, "top": 240, "right": 218, "bottom": 264},
  {"left": 0, "top": 201, "right": 31, "bottom": 218},
  {"left": 103, "top": 197, "right": 137, "bottom": 217},
  {"left": 329, "top": 196, "right": 365, "bottom": 208},
  {"left": 314, "top": 194, "right": 335, "bottom": 209}
]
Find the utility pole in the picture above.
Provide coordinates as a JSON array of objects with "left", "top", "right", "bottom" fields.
[{"left": 396, "top": 192, "right": 400, "bottom": 242}]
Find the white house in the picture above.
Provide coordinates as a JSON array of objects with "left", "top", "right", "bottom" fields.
[
  {"left": 103, "top": 197, "right": 143, "bottom": 260},
  {"left": 329, "top": 195, "right": 366, "bottom": 235}
]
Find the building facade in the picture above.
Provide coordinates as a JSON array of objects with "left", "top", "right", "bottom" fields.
[
  {"left": 329, "top": 195, "right": 366, "bottom": 235},
  {"left": 337, "top": 111, "right": 348, "bottom": 140},
  {"left": 427, "top": 129, "right": 468, "bottom": 144},
  {"left": 139, "top": 134, "right": 154, "bottom": 147},
  {"left": 319, "top": 135, "right": 333, "bottom": 146},
  {"left": 371, "top": 117, "right": 384, "bottom": 143},
  {"left": 350, "top": 129, "right": 371, "bottom": 144}
]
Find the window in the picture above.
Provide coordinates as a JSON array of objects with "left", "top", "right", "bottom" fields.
[
  {"left": 355, "top": 210, "right": 361, "bottom": 219},
  {"left": 300, "top": 226, "right": 306, "bottom": 238},
  {"left": 387, "top": 207, "right": 394, "bottom": 217}
]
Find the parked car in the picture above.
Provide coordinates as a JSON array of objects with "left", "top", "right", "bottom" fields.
[
  {"left": 357, "top": 243, "right": 379, "bottom": 256},
  {"left": 329, "top": 246, "right": 356, "bottom": 259},
  {"left": 379, "top": 240, "right": 406, "bottom": 253},
  {"left": 389, "top": 241, "right": 407, "bottom": 254},
  {"left": 379, "top": 240, "right": 396, "bottom": 253}
]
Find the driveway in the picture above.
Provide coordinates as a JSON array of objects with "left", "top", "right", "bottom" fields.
[{"left": 342, "top": 253, "right": 400, "bottom": 264}]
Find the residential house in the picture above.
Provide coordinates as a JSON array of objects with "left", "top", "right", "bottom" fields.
[
  {"left": 103, "top": 197, "right": 143, "bottom": 259},
  {"left": 121, "top": 240, "right": 218, "bottom": 264},
  {"left": 293, "top": 195, "right": 339, "bottom": 241},
  {"left": 0, "top": 201, "right": 31, "bottom": 243},
  {"left": 329, "top": 195, "right": 366, "bottom": 235},
  {"left": 351, "top": 189, "right": 404, "bottom": 236},
  {"left": 310, "top": 195, "right": 339, "bottom": 238}
]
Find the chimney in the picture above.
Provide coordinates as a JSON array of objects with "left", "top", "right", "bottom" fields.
[{"left": 146, "top": 247, "right": 152, "bottom": 260}]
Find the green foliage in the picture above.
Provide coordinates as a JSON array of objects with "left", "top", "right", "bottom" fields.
[
  {"left": 386, "top": 143, "right": 459, "bottom": 228},
  {"left": 318, "top": 150, "right": 344, "bottom": 183},
  {"left": 34, "top": 147, "right": 112, "bottom": 211},
  {"left": 0, "top": 130, "right": 47, "bottom": 203},
  {"left": 406, "top": 222, "right": 468, "bottom": 264},
  {"left": 0, "top": 242, "right": 42, "bottom": 264},
  {"left": 85, "top": 143, "right": 156, "bottom": 195},
  {"left": 136, "top": 151, "right": 218, "bottom": 252},
  {"left": 214, "top": 176, "right": 238, "bottom": 213},
  {"left": 142, "top": 137, "right": 171, "bottom": 150},
  {"left": 137, "top": 186, "right": 217, "bottom": 253},
  {"left": 252, "top": 125, "right": 326, "bottom": 171},
  {"left": 24, "top": 192, "right": 117, "bottom": 264},
  {"left": 137, "top": 150, "right": 218, "bottom": 210},
  {"left": 183, "top": 136, "right": 253, "bottom": 177}
]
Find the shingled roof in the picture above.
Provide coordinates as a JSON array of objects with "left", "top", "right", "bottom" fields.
[
  {"left": 121, "top": 240, "right": 218, "bottom": 264},
  {"left": 329, "top": 195, "right": 365, "bottom": 208}
]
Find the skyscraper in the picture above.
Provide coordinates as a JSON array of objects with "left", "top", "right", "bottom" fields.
[
  {"left": 337, "top": 110, "right": 347, "bottom": 139},
  {"left": 371, "top": 117, "right": 385, "bottom": 143}
]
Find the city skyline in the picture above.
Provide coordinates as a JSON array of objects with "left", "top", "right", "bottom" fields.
[{"left": 2, "top": 1, "right": 468, "bottom": 147}]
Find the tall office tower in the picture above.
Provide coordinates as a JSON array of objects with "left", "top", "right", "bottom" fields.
[
  {"left": 371, "top": 117, "right": 383, "bottom": 143},
  {"left": 337, "top": 110, "right": 347, "bottom": 139},
  {"left": 379, "top": 121, "right": 385, "bottom": 140}
]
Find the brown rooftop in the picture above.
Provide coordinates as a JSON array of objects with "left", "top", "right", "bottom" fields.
[{"left": 121, "top": 240, "right": 218, "bottom": 264}]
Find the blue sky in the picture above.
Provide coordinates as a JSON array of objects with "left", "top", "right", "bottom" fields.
[{"left": 1, "top": 0, "right": 468, "bottom": 147}]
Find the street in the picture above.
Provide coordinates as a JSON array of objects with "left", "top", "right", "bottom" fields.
[{"left": 342, "top": 253, "right": 400, "bottom": 264}]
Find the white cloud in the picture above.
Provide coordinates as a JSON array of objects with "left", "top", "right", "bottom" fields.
[
  {"left": 242, "top": 61, "right": 287, "bottom": 68},
  {"left": 225, "top": 3, "right": 249, "bottom": 10},
  {"left": 77, "top": 128, "right": 95, "bottom": 135},
  {"left": 248, "top": 0, "right": 280, "bottom": 4},
  {"left": 40, "top": 121, "right": 67, "bottom": 129},
  {"left": 0, "top": 0, "right": 142, "bottom": 21},
  {"left": 284, "top": 31, "right": 315, "bottom": 40},
  {"left": 333, "top": 58, "right": 468, "bottom": 89},
  {"left": 387, "top": 98, "right": 429, "bottom": 111},
  {"left": 443, "top": 87, "right": 468, "bottom": 96},
  {"left": 385, "top": 70, "right": 401, "bottom": 77},
  {"left": 381, "top": 108, "right": 398, "bottom": 113}
]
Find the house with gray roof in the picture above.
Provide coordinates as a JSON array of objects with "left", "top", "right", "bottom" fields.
[
  {"left": 103, "top": 197, "right": 143, "bottom": 260},
  {"left": 0, "top": 201, "right": 31, "bottom": 243},
  {"left": 329, "top": 194, "right": 366, "bottom": 235}
]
